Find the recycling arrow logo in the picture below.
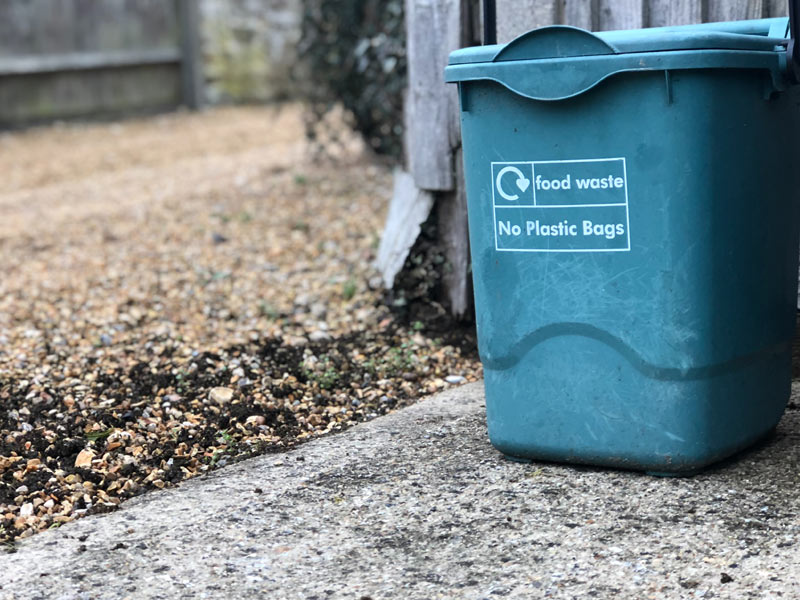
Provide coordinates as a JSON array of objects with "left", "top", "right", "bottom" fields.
[{"left": 495, "top": 166, "right": 531, "bottom": 201}]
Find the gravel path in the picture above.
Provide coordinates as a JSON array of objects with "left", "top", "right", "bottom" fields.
[
  {"left": 0, "top": 105, "right": 480, "bottom": 546},
  {"left": 2, "top": 382, "right": 799, "bottom": 599}
]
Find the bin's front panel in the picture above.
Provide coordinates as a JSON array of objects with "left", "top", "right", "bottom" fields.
[{"left": 458, "top": 69, "right": 800, "bottom": 471}]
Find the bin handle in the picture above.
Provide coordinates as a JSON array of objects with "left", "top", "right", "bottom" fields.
[{"left": 492, "top": 26, "right": 616, "bottom": 62}]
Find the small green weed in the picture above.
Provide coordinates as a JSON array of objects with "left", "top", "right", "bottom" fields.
[
  {"left": 209, "top": 450, "right": 224, "bottom": 466},
  {"left": 303, "top": 354, "right": 340, "bottom": 390},
  {"left": 291, "top": 220, "right": 310, "bottom": 233},
  {"left": 86, "top": 428, "right": 114, "bottom": 442},
  {"left": 362, "top": 343, "right": 417, "bottom": 378},
  {"left": 385, "top": 343, "right": 416, "bottom": 375},
  {"left": 316, "top": 367, "right": 339, "bottom": 390},
  {"left": 342, "top": 279, "right": 357, "bottom": 301},
  {"left": 258, "top": 301, "right": 279, "bottom": 320}
]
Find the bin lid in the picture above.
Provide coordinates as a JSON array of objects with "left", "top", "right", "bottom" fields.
[{"left": 445, "top": 17, "right": 791, "bottom": 100}]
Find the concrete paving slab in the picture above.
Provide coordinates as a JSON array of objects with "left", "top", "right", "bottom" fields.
[{"left": 2, "top": 381, "right": 800, "bottom": 599}]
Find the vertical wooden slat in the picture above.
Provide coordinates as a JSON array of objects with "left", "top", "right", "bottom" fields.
[
  {"left": 36, "top": 0, "right": 74, "bottom": 55},
  {"left": 471, "top": 0, "right": 484, "bottom": 44},
  {"left": 385, "top": 0, "right": 476, "bottom": 311},
  {"left": 767, "top": 0, "right": 788, "bottom": 17},
  {"left": 437, "top": 148, "right": 472, "bottom": 319},
  {"left": 563, "top": 0, "right": 595, "bottom": 29},
  {"left": 376, "top": 171, "right": 436, "bottom": 289},
  {"left": 440, "top": 1, "right": 476, "bottom": 317},
  {"left": 177, "top": 0, "right": 204, "bottom": 109},
  {"left": 596, "top": 0, "right": 645, "bottom": 30},
  {"left": 496, "top": 0, "right": 559, "bottom": 41},
  {"left": 707, "top": 0, "right": 765, "bottom": 21},
  {"left": 448, "top": 0, "right": 473, "bottom": 150},
  {"left": 647, "top": 0, "right": 704, "bottom": 27},
  {"left": 406, "top": 0, "right": 462, "bottom": 191}
]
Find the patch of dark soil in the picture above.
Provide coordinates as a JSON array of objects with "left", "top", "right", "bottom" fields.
[
  {"left": 385, "top": 210, "right": 477, "bottom": 357},
  {"left": 0, "top": 318, "right": 479, "bottom": 547}
]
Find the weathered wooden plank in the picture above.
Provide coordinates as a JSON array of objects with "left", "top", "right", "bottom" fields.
[
  {"left": 767, "top": 0, "right": 788, "bottom": 17},
  {"left": 0, "top": 48, "right": 180, "bottom": 76},
  {"left": 0, "top": 0, "right": 75, "bottom": 56},
  {"left": 647, "top": 0, "right": 704, "bottom": 27},
  {"left": 470, "top": 0, "right": 484, "bottom": 44},
  {"left": 406, "top": 0, "right": 462, "bottom": 191},
  {"left": 563, "top": 0, "right": 595, "bottom": 30},
  {"left": 448, "top": 0, "right": 475, "bottom": 151},
  {"left": 436, "top": 148, "right": 472, "bottom": 319},
  {"left": 376, "top": 170, "right": 437, "bottom": 288},
  {"left": 385, "top": 0, "right": 474, "bottom": 308},
  {"left": 707, "top": 0, "right": 765, "bottom": 21},
  {"left": 71, "top": 0, "right": 179, "bottom": 52},
  {"left": 0, "top": 0, "right": 179, "bottom": 56},
  {"left": 496, "top": 0, "right": 560, "bottom": 41},
  {"left": 177, "top": 0, "right": 204, "bottom": 109},
  {"left": 596, "top": 0, "right": 645, "bottom": 30},
  {"left": 0, "top": 0, "right": 184, "bottom": 127},
  {"left": 0, "top": 65, "right": 181, "bottom": 128}
]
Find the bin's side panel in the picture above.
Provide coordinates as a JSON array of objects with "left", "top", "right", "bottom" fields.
[{"left": 458, "top": 69, "right": 800, "bottom": 471}]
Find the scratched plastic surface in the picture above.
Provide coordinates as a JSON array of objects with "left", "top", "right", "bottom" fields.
[{"left": 446, "top": 18, "right": 800, "bottom": 473}]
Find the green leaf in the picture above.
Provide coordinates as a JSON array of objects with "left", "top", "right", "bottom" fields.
[{"left": 86, "top": 428, "right": 115, "bottom": 442}]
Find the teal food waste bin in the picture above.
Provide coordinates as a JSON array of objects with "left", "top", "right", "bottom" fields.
[{"left": 445, "top": 17, "right": 800, "bottom": 474}]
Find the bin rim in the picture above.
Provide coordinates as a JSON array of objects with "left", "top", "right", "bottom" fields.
[
  {"left": 449, "top": 18, "right": 789, "bottom": 66},
  {"left": 445, "top": 48, "right": 788, "bottom": 101},
  {"left": 445, "top": 19, "right": 792, "bottom": 101}
]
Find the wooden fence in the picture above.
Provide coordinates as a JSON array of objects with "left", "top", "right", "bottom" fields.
[
  {"left": 0, "top": 0, "right": 202, "bottom": 128},
  {"left": 499, "top": 0, "right": 788, "bottom": 40},
  {"left": 378, "top": 0, "right": 790, "bottom": 318}
]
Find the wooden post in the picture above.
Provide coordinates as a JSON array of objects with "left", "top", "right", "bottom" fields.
[
  {"left": 378, "top": 0, "right": 476, "bottom": 318},
  {"left": 177, "top": 0, "right": 204, "bottom": 109},
  {"left": 405, "top": 0, "right": 463, "bottom": 191}
]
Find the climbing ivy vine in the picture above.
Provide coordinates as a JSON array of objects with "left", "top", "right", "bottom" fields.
[{"left": 297, "top": 0, "right": 406, "bottom": 160}]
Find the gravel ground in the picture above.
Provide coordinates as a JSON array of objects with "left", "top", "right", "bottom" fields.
[{"left": 0, "top": 105, "right": 480, "bottom": 547}]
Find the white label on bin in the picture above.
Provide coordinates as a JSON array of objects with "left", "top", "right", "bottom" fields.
[{"left": 491, "top": 158, "right": 631, "bottom": 253}]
